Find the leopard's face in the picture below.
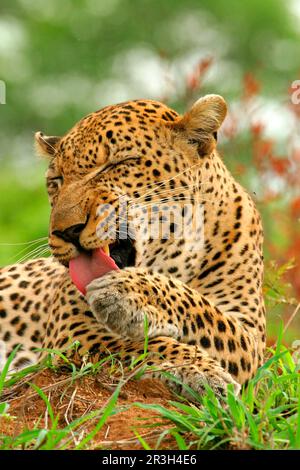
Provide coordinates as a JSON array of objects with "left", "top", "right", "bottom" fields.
[{"left": 36, "top": 96, "right": 227, "bottom": 279}]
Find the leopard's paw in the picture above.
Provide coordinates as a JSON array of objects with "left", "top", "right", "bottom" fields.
[
  {"left": 86, "top": 271, "right": 152, "bottom": 339},
  {"left": 154, "top": 361, "right": 241, "bottom": 400}
]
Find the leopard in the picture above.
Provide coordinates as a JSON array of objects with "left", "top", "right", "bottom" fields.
[{"left": 0, "top": 95, "right": 266, "bottom": 399}]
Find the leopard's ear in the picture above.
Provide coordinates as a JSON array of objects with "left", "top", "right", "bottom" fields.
[
  {"left": 174, "top": 94, "right": 227, "bottom": 156},
  {"left": 35, "top": 131, "right": 61, "bottom": 157}
]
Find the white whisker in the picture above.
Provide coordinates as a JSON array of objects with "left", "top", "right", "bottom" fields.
[
  {"left": 13, "top": 243, "right": 50, "bottom": 264},
  {"left": 0, "top": 236, "right": 48, "bottom": 247}
]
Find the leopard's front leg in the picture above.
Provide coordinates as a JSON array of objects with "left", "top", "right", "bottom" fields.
[{"left": 86, "top": 267, "right": 262, "bottom": 388}]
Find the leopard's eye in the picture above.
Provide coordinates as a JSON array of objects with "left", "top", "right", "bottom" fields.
[
  {"left": 46, "top": 176, "right": 63, "bottom": 201},
  {"left": 97, "top": 157, "right": 141, "bottom": 176},
  {"left": 47, "top": 176, "right": 63, "bottom": 188}
]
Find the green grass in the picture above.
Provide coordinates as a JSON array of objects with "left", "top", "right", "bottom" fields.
[
  {"left": 136, "top": 346, "right": 300, "bottom": 450},
  {"left": 0, "top": 331, "right": 299, "bottom": 450}
]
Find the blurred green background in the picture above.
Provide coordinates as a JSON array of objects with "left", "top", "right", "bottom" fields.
[{"left": 0, "top": 0, "right": 300, "bottom": 342}]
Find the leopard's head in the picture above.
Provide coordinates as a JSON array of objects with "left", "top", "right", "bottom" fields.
[{"left": 35, "top": 95, "right": 227, "bottom": 283}]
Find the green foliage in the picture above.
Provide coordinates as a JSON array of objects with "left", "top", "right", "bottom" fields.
[
  {"left": 0, "top": 346, "right": 22, "bottom": 418},
  {"left": 134, "top": 344, "right": 300, "bottom": 450},
  {"left": 264, "top": 259, "right": 297, "bottom": 307},
  {"left": 0, "top": 167, "right": 49, "bottom": 265},
  {"left": 0, "top": 345, "right": 21, "bottom": 397},
  {"left": 0, "top": 334, "right": 299, "bottom": 450}
]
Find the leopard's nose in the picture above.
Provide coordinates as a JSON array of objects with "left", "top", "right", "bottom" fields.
[{"left": 52, "top": 223, "right": 87, "bottom": 245}]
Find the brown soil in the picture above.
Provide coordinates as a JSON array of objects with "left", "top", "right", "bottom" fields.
[{"left": 0, "top": 368, "right": 179, "bottom": 450}]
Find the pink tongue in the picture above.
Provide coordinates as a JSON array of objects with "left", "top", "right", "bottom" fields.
[{"left": 69, "top": 248, "right": 119, "bottom": 295}]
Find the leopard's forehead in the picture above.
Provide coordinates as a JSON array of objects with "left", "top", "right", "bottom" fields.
[
  {"left": 56, "top": 100, "right": 179, "bottom": 172},
  {"left": 81, "top": 99, "right": 179, "bottom": 127}
]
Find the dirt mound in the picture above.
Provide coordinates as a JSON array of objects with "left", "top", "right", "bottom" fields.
[{"left": 0, "top": 368, "right": 177, "bottom": 450}]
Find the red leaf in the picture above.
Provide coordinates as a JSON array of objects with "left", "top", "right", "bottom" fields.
[
  {"left": 251, "top": 122, "right": 264, "bottom": 137},
  {"left": 291, "top": 197, "right": 300, "bottom": 218},
  {"left": 270, "top": 156, "right": 290, "bottom": 175},
  {"left": 186, "top": 57, "right": 213, "bottom": 92},
  {"left": 243, "top": 73, "right": 261, "bottom": 101},
  {"left": 186, "top": 74, "right": 199, "bottom": 91}
]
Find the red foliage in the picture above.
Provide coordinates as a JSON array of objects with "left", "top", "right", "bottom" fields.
[
  {"left": 269, "top": 156, "right": 290, "bottom": 175},
  {"left": 186, "top": 57, "right": 213, "bottom": 91},
  {"left": 250, "top": 121, "right": 265, "bottom": 137},
  {"left": 287, "top": 237, "right": 300, "bottom": 297},
  {"left": 251, "top": 124, "right": 291, "bottom": 177},
  {"left": 291, "top": 197, "right": 300, "bottom": 219},
  {"left": 234, "top": 74, "right": 300, "bottom": 299},
  {"left": 252, "top": 137, "right": 274, "bottom": 170},
  {"left": 242, "top": 72, "right": 261, "bottom": 101},
  {"left": 185, "top": 63, "right": 300, "bottom": 301}
]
